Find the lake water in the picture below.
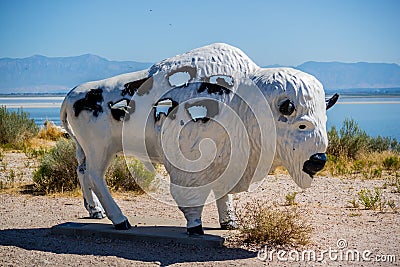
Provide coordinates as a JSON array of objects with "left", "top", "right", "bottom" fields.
[{"left": 1, "top": 95, "right": 399, "bottom": 140}]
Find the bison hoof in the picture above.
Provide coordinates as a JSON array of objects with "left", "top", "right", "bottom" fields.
[
  {"left": 187, "top": 224, "right": 204, "bottom": 236},
  {"left": 90, "top": 211, "right": 106, "bottom": 219},
  {"left": 220, "top": 220, "right": 238, "bottom": 230},
  {"left": 114, "top": 219, "right": 131, "bottom": 230}
]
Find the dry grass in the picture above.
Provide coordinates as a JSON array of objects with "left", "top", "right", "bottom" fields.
[
  {"left": 323, "top": 151, "right": 399, "bottom": 179},
  {"left": 235, "top": 200, "right": 312, "bottom": 247},
  {"left": 27, "top": 137, "right": 57, "bottom": 149},
  {"left": 270, "top": 166, "right": 289, "bottom": 175},
  {"left": 36, "top": 120, "right": 64, "bottom": 141}
]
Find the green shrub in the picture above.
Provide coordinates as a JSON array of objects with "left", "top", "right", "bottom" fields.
[
  {"left": 328, "top": 118, "right": 400, "bottom": 160},
  {"left": 284, "top": 192, "right": 298, "bottom": 206},
  {"left": 327, "top": 126, "right": 341, "bottom": 157},
  {"left": 390, "top": 178, "right": 400, "bottom": 193},
  {"left": 369, "top": 135, "right": 392, "bottom": 152},
  {"left": 371, "top": 168, "right": 382, "bottom": 178},
  {"left": 386, "top": 199, "right": 396, "bottom": 211},
  {"left": 106, "top": 156, "right": 155, "bottom": 192},
  {"left": 0, "top": 106, "right": 38, "bottom": 148},
  {"left": 338, "top": 118, "right": 370, "bottom": 159},
  {"left": 325, "top": 154, "right": 350, "bottom": 176},
  {"left": 33, "top": 138, "right": 78, "bottom": 194},
  {"left": 33, "top": 138, "right": 154, "bottom": 194},
  {"left": 23, "top": 145, "right": 47, "bottom": 159},
  {"left": 235, "top": 200, "right": 311, "bottom": 246},
  {"left": 383, "top": 156, "right": 400, "bottom": 172},
  {"left": 357, "top": 188, "right": 382, "bottom": 210},
  {"left": 351, "top": 160, "right": 366, "bottom": 174}
]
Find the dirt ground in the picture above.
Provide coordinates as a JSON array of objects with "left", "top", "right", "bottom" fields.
[{"left": 0, "top": 152, "right": 399, "bottom": 266}]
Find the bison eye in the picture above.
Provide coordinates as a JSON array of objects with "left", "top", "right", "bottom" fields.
[{"left": 279, "top": 99, "right": 295, "bottom": 116}]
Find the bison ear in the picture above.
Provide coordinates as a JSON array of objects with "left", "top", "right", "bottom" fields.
[{"left": 326, "top": 93, "right": 339, "bottom": 110}]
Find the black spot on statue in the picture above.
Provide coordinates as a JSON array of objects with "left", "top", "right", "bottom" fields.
[
  {"left": 122, "top": 77, "right": 152, "bottom": 96},
  {"left": 154, "top": 98, "right": 179, "bottom": 121},
  {"left": 114, "top": 219, "right": 132, "bottom": 230},
  {"left": 187, "top": 224, "right": 204, "bottom": 235},
  {"left": 108, "top": 98, "right": 134, "bottom": 121},
  {"left": 73, "top": 88, "right": 104, "bottom": 117},
  {"left": 185, "top": 99, "right": 219, "bottom": 123},
  {"left": 197, "top": 82, "right": 230, "bottom": 95},
  {"left": 196, "top": 117, "right": 210, "bottom": 123}
]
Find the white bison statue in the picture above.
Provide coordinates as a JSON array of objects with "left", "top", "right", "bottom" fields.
[{"left": 60, "top": 43, "right": 338, "bottom": 234}]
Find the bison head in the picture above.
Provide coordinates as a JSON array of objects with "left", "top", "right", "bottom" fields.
[{"left": 253, "top": 68, "right": 338, "bottom": 189}]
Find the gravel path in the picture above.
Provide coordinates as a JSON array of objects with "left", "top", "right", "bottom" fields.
[{"left": 1, "top": 152, "right": 399, "bottom": 266}]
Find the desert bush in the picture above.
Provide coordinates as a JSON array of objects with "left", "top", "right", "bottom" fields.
[
  {"left": 0, "top": 106, "right": 38, "bottom": 148},
  {"left": 235, "top": 200, "right": 311, "bottom": 247},
  {"left": 325, "top": 154, "right": 351, "bottom": 176},
  {"left": 284, "top": 192, "right": 298, "bottom": 206},
  {"left": 106, "top": 156, "right": 155, "bottom": 192},
  {"left": 383, "top": 156, "right": 400, "bottom": 172},
  {"left": 326, "top": 119, "right": 400, "bottom": 178},
  {"left": 23, "top": 145, "right": 47, "bottom": 159},
  {"left": 390, "top": 178, "right": 400, "bottom": 193},
  {"left": 33, "top": 138, "right": 78, "bottom": 193},
  {"left": 0, "top": 169, "right": 17, "bottom": 190},
  {"left": 37, "top": 120, "right": 64, "bottom": 140},
  {"left": 371, "top": 168, "right": 383, "bottom": 178},
  {"left": 33, "top": 138, "right": 154, "bottom": 194},
  {"left": 327, "top": 118, "right": 400, "bottom": 160},
  {"left": 327, "top": 118, "right": 370, "bottom": 159},
  {"left": 369, "top": 135, "right": 394, "bottom": 152},
  {"left": 357, "top": 188, "right": 382, "bottom": 210},
  {"left": 386, "top": 199, "right": 396, "bottom": 211}
]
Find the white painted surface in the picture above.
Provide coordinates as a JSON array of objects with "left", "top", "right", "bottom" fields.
[{"left": 61, "top": 43, "right": 330, "bottom": 229}]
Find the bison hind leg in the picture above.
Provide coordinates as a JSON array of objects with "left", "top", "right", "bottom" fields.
[
  {"left": 76, "top": 142, "right": 105, "bottom": 219},
  {"left": 83, "top": 192, "right": 106, "bottom": 219}
]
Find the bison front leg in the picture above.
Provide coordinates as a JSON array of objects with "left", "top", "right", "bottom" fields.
[
  {"left": 170, "top": 184, "right": 209, "bottom": 235},
  {"left": 178, "top": 206, "right": 204, "bottom": 235},
  {"left": 216, "top": 194, "right": 237, "bottom": 230}
]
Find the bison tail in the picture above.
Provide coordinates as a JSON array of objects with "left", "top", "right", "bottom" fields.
[{"left": 60, "top": 94, "right": 74, "bottom": 139}]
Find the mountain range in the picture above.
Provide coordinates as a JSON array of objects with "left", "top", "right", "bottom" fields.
[
  {"left": 0, "top": 54, "right": 152, "bottom": 93},
  {"left": 1, "top": 54, "right": 399, "bottom": 94}
]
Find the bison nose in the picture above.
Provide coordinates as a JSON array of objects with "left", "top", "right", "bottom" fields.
[{"left": 302, "top": 153, "right": 327, "bottom": 177}]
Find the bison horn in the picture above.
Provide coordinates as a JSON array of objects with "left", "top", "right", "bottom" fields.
[{"left": 326, "top": 93, "right": 339, "bottom": 110}]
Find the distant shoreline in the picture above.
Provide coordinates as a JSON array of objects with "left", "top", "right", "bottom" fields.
[
  {"left": 338, "top": 101, "right": 400, "bottom": 104},
  {"left": 0, "top": 93, "right": 67, "bottom": 97},
  {"left": 1, "top": 89, "right": 400, "bottom": 99}
]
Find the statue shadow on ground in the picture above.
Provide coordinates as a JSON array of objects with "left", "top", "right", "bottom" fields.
[{"left": 0, "top": 227, "right": 256, "bottom": 266}]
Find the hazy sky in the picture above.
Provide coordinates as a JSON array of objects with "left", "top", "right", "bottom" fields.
[{"left": 0, "top": 0, "right": 399, "bottom": 66}]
